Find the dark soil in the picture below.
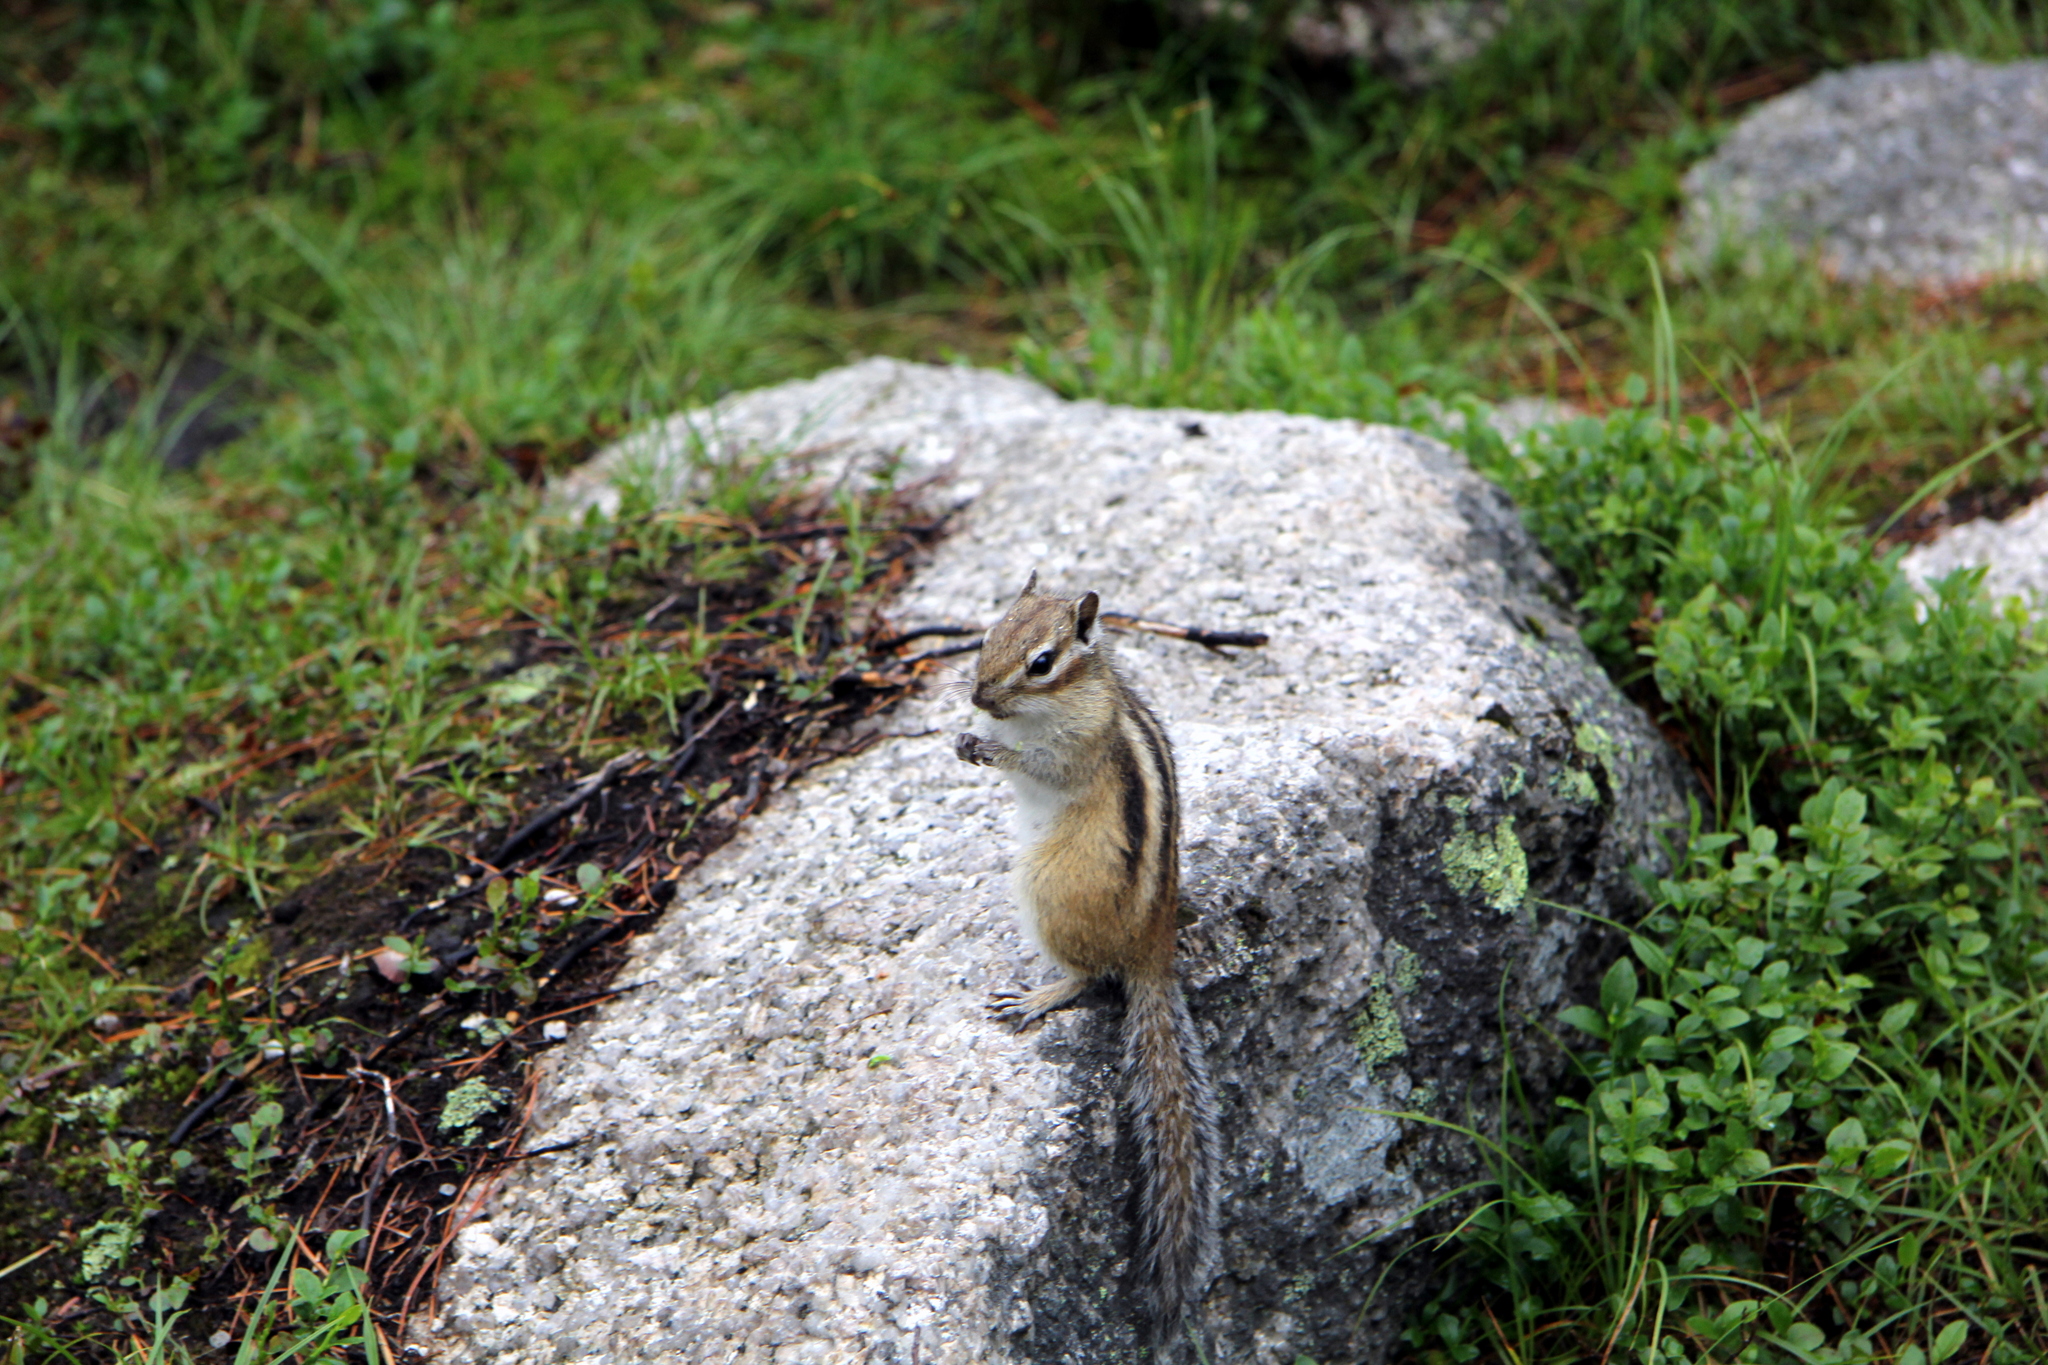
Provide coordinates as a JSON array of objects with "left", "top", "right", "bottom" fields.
[
  {"left": 1873, "top": 470, "right": 2048, "bottom": 547},
  {"left": 0, "top": 482, "right": 971, "bottom": 1358}
]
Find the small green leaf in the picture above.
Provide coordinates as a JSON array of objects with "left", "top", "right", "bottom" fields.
[
  {"left": 486, "top": 878, "right": 508, "bottom": 911},
  {"left": 1601, "top": 957, "right": 1639, "bottom": 1018},
  {"left": 1931, "top": 1318, "right": 1969, "bottom": 1362},
  {"left": 1560, "top": 1005, "right": 1608, "bottom": 1039},
  {"left": 1630, "top": 935, "right": 1671, "bottom": 977},
  {"left": 1631, "top": 1144, "right": 1677, "bottom": 1172},
  {"left": 577, "top": 862, "right": 603, "bottom": 893},
  {"left": 1812, "top": 1037, "right": 1860, "bottom": 1080},
  {"left": 1515, "top": 1191, "right": 1575, "bottom": 1224},
  {"left": 1728, "top": 1148, "right": 1771, "bottom": 1180},
  {"left": 1783, "top": 1322, "right": 1824, "bottom": 1350},
  {"left": 1865, "top": 1140, "right": 1914, "bottom": 1179},
  {"left": 1879, "top": 999, "right": 1918, "bottom": 1036},
  {"left": 246, "top": 1227, "right": 278, "bottom": 1253},
  {"left": 327, "top": 1228, "right": 368, "bottom": 1260},
  {"left": 1825, "top": 1117, "right": 1867, "bottom": 1162},
  {"left": 1762, "top": 1024, "right": 1809, "bottom": 1053}
]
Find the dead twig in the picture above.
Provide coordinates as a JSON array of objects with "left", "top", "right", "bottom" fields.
[
  {"left": 167, "top": 1074, "right": 241, "bottom": 1147},
  {"left": 654, "top": 699, "right": 738, "bottom": 804},
  {"left": 1099, "top": 612, "right": 1269, "bottom": 651},
  {"left": 875, "top": 611, "right": 1270, "bottom": 668},
  {"left": 493, "top": 749, "right": 644, "bottom": 863},
  {"left": 895, "top": 639, "right": 984, "bottom": 668},
  {"left": 870, "top": 623, "right": 981, "bottom": 651}
]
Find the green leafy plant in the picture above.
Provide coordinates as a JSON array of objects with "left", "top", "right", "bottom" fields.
[
  {"left": 1399, "top": 393, "right": 2048, "bottom": 1364},
  {"left": 469, "top": 874, "right": 548, "bottom": 1005}
]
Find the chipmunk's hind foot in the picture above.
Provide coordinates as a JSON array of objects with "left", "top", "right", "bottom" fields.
[{"left": 989, "top": 974, "right": 1090, "bottom": 1028}]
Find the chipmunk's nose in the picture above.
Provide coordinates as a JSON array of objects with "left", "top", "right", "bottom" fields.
[{"left": 969, "top": 678, "right": 1008, "bottom": 716}]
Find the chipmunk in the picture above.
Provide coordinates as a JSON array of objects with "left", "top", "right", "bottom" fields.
[{"left": 952, "top": 572, "right": 1220, "bottom": 1354}]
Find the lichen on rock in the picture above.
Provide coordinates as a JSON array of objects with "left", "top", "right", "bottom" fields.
[
  {"left": 1352, "top": 980, "right": 1409, "bottom": 1071},
  {"left": 1442, "top": 812, "right": 1531, "bottom": 917}
]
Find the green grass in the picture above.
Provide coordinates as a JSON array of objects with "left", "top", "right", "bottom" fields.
[{"left": 6, "top": 0, "right": 2048, "bottom": 1359}]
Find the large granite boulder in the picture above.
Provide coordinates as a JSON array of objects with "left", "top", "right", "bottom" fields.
[
  {"left": 424, "top": 361, "right": 1690, "bottom": 1363},
  {"left": 1678, "top": 53, "right": 2048, "bottom": 287}
]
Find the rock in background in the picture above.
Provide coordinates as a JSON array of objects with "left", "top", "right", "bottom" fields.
[
  {"left": 1173, "top": 1, "right": 1507, "bottom": 84},
  {"left": 1902, "top": 488, "right": 2048, "bottom": 609},
  {"left": 427, "top": 361, "right": 1691, "bottom": 1364},
  {"left": 1678, "top": 53, "right": 2048, "bottom": 287}
]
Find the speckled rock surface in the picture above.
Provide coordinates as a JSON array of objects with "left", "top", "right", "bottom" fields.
[
  {"left": 1901, "top": 489, "right": 2048, "bottom": 608},
  {"left": 1173, "top": 2, "right": 1509, "bottom": 84},
  {"left": 1678, "top": 54, "right": 2048, "bottom": 286},
  {"left": 426, "top": 360, "right": 1691, "bottom": 1364}
]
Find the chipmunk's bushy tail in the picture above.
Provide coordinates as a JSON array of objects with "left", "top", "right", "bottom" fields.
[{"left": 1123, "top": 969, "right": 1219, "bottom": 1356}]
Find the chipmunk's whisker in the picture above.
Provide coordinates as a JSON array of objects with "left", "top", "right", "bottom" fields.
[{"left": 943, "top": 668, "right": 975, "bottom": 694}]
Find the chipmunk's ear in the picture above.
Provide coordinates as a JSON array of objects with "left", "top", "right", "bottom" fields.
[
  {"left": 1073, "top": 591, "right": 1100, "bottom": 643},
  {"left": 1020, "top": 569, "right": 1038, "bottom": 597}
]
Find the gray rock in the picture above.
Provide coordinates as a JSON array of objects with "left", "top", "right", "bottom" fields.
[
  {"left": 1433, "top": 393, "right": 1577, "bottom": 442},
  {"left": 1678, "top": 53, "right": 2048, "bottom": 286},
  {"left": 1172, "top": 2, "right": 1507, "bottom": 85},
  {"left": 428, "top": 361, "right": 1690, "bottom": 1364},
  {"left": 1901, "top": 489, "right": 2048, "bottom": 607}
]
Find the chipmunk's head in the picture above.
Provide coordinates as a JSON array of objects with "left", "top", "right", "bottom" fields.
[{"left": 969, "top": 571, "right": 1109, "bottom": 721}]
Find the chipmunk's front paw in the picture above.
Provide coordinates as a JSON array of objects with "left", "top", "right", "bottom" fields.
[{"left": 954, "top": 732, "right": 994, "bottom": 766}]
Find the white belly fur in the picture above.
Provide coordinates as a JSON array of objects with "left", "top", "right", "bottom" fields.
[
  {"left": 1001, "top": 769, "right": 1068, "bottom": 957},
  {"left": 982, "top": 714, "right": 1070, "bottom": 958}
]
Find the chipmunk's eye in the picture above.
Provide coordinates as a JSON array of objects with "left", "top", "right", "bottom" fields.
[{"left": 1027, "top": 649, "right": 1057, "bottom": 677}]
